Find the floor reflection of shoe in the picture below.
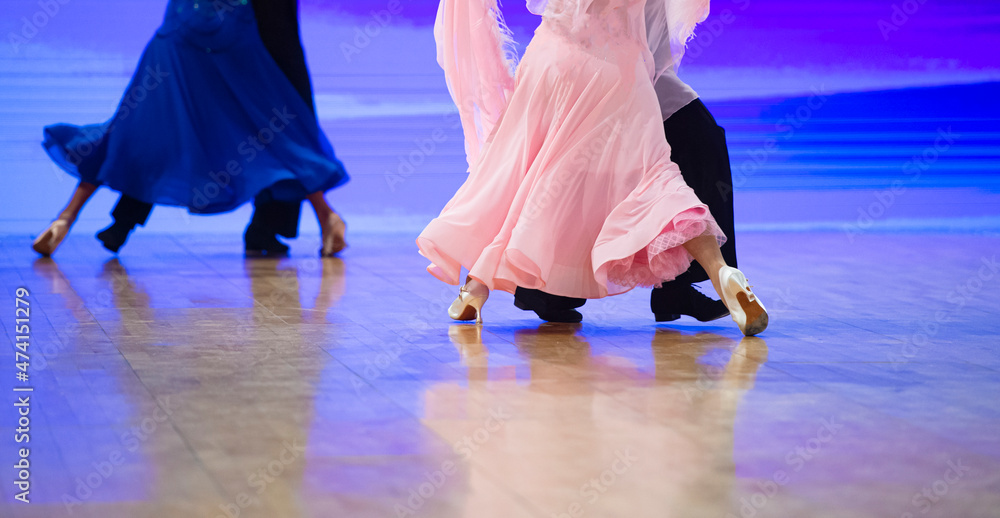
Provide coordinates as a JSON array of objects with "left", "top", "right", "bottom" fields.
[
  {"left": 32, "top": 219, "right": 72, "bottom": 257},
  {"left": 449, "top": 324, "right": 483, "bottom": 346},
  {"left": 737, "top": 336, "right": 769, "bottom": 364},
  {"left": 651, "top": 283, "right": 730, "bottom": 322},
  {"left": 448, "top": 324, "right": 486, "bottom": 359},
  {"left": 449, "top": 283, "right": 489, "bottom": 324},
  {"left": 319, "top": 212, "right": 347, "bottom": 257},
  {"left": 718, "top": 266, "right": 768, "bottom": 336},
  {"left": 725, "top": 336, "right": 769, "bottom": 390}
]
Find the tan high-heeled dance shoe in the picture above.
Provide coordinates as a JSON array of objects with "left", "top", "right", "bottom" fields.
[
  {"left": 448, "top": 282, "right": 489, "bottom": 324},
  {"left": 718, "top": 266, "right": 768, "bottom": 336},
  {"left": 32, "top": 219, "right": 73, "bottom": 257},
  {"left": 319, "top": 212, "right": 347, "bottom": 257}
]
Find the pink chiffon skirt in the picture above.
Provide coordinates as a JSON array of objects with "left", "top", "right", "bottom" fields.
[{"left": 417, "top": 23, "right": 725, "bottom": 299}]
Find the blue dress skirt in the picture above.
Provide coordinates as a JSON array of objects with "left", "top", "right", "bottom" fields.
[{"left": 42, "top": 0, "right": 348, "bottom": 214}]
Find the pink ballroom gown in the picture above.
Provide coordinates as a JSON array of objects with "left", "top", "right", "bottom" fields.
[{"left": 417, "top": 0, "right": 724, "bottom": 299}]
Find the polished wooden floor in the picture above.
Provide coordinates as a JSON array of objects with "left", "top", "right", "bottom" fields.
[{"left": 1, "top": 230, "right": 998, "bottom": 518}]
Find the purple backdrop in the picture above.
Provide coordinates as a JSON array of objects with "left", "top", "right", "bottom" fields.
[{"left": 1, "top": 0, "right": 998, "bottom": 235}]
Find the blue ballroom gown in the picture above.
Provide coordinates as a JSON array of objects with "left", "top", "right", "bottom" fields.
[{"left": 42, "top": 0, "right": 348, "bottom": 215}]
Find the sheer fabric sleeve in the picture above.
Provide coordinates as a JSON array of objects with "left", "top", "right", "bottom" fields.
[
  {"left": 644, "top": 0, "right": 710, "bottom": 82},
  {"left": 434, "top": 0, "right": 519, "bottom": 169}
]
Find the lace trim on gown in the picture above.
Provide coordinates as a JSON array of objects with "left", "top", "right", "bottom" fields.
[{"left": 602, "top": 207, "right": 725, "bottom": 292}]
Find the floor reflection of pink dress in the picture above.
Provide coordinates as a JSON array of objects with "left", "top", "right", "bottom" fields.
[
  {"left": 417, "top": 0, "right": 724, "bottom": 299},
  {"left": 422, "top": 326, "right": 767, "bottom": 518}
]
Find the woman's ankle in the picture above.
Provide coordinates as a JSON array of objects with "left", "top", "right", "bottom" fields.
[
  {"left": 464, "top": 278, "right": 488, "bottom": 295},
  {"left": 310, "top": 202, "right": 333, "bottom": 219}
]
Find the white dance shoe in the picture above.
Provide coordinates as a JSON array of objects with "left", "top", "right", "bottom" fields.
[{"left": 718, "top": 266, "right": 768, "bottom": 336}]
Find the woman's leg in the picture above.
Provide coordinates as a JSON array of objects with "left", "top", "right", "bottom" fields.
[
  {"left": 305, "top": 191, "right": 332, "bottom": 219},
  {"left": 58, "top": 181, "right": 99, "bottom": 222},
  {"left": 681, "top": 235, "right": 727, "bottom": 297},
  {"left": 33, "top": 181, "right": 99, "bottom": 256},
  {"left": 682, "top": 235, "right": 768, "bottom": 336},
  {"left": 306, "top": 192, "right": 346, "bottom": 256}
]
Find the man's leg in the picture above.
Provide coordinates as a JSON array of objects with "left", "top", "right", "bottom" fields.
[
  {"left": 251, "top": 0, "right": 316, "bottom": 116},
  {"left": 245, "top": 0, "right": 313, "bottom": 254},
  {"left": 97, "top": 194, "right": 153, "bottom": 254},
  {"left": 245, "top": 190, "right": 302, "bottom": 256},
  {"left": 651, "top": 98, "right": 737, "bottom": 321},
  {"left": 514, "top": 287, "right": 586, "bottom": 323}
]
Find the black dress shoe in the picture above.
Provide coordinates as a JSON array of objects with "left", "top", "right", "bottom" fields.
[
  {"left": 651, "top": 283, "right": 729, "bottom": 322},
  {"left": 514, "top": 298, "right": 584, "bottom": 323},
  {"left": 244, "top": 231, "right": 290, "bottom": 257},
  {"left": 96, "top": 222, "right": 135, "bottom": 253},
  {"left": 536, "top": 308, "right": 583, "bottom": 323},
  {"left": 513, "top": 287, "right": 586, "bottom": 323}
]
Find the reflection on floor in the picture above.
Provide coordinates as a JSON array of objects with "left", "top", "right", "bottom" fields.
[{"left": 0, "top": 230, "right": 998, "bottom": 518}]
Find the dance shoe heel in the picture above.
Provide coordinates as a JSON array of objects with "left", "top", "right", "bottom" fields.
[
  {"left": 718, "top": 266, "right": 768, "bottom": 336},
  {"left": 32, "top": 219, "right": 73, "bottom": 257},
  {"left": 320, "top": 212, "right": 347, "bottom": 257},
  {"left": 449, "top": 285, "right": 489, "bottom": 324}
]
